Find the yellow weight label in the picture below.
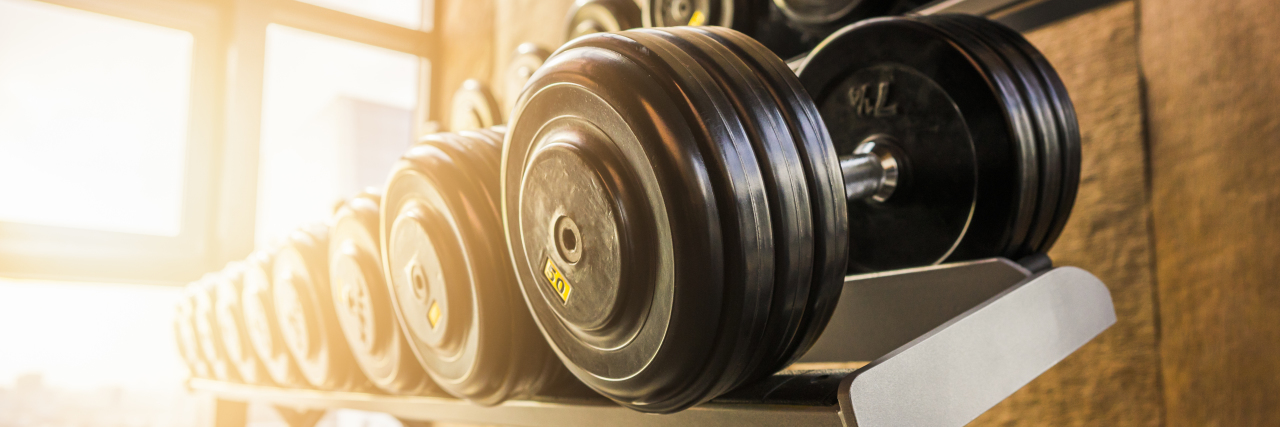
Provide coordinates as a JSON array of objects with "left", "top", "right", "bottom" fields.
[
  {"left": 543, "top": 258, "right": 573, "bottom": 304},
  {"left": 427, "top": 301, "right": 441, "bottom": 328},
  {"left": 689, "top": 10, "right": 707, "bottom": 26}
]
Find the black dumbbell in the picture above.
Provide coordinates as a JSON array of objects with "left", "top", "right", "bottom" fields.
[
  {"left": 174, "top": 291, "right": 211, "bottom": 379},
  {"left": 329, "top": 191, "right": 439, "bottom": 395},
  {"left": 798, "top": 14, "right": 1080, "bottom": 271},
  {"left": 382, "top": 128, "right": 578, "bottom": 405},
  {"left": 566, "top": 0, "right": 643, "bottom": 40},
  {"left": 644, "top": 0, "right": 930, "bottom": 58},
  {"left": 192, "top": 275, "right": 242, "bottom": 383},
  {"left": 213, "top": 263, "right": 273, "bottom": 384},
  {"left": 502, "top": 14, "right": 1079, "bottom": 412},
  {"left": 241, "top": 248, "right": 311, "bottom": 387},
  {"left": 272, "top": 225, "right": 375, "bottom": 391}
]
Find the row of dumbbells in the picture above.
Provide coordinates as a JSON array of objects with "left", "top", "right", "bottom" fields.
[
  {"left": 453, "top": 0, "right": 934, "bottom": 132},
  {"left": 173, "top": 128, "right": 550, "bottom": 399},
  {"left": 176, "top": 6, "right": 1082, "bottom": 416}
]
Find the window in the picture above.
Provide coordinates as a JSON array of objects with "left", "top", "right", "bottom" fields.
[
  {"left": 0, "top": 0, "right": 194, "bottom": 236},
  {"left": 297, "top": 0, "right": 427, "bottom": 30},
  {"left": 256, "top": 25, "right": 419, "bottom": 246},
  {"left": 0, "top": 0, "right": 436, "bottom": 284},
  {"left": 0, "top": 0, "right": 437, "bottom": 425}
]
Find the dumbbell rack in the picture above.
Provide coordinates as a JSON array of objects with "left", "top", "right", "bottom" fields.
[{"left": 190, "top": 257, "right": 1114, "bottom": 427}]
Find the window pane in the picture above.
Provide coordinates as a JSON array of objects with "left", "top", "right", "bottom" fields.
[
  {"left": 257, "top": 25, "right": 418, "bottom": 247},
  {"left": 298, "top": 0, "right": 425, "bottom": 30},
  {"left": 0, "top": 0, "right": 193, "bottom": 236}
]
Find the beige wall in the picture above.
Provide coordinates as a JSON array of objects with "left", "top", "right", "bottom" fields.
[{"left": 1142, "top": 0, "right": 1280, "bottom": 425}]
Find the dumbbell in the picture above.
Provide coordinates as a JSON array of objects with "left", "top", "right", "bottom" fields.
[
  {"left": 799, "top": 14, "right": 1080, "bottom": 271},
  {"left": 644, "top": 0, "right": 928, "bottom": 58},
  {"left": 450, "top": 79, "right": 502, "bottom": 132},
  {"left": 329, "top": 191, "right": 438, "bottom": 395},
  {"left": 272, "top": 225, "right": 375, "bottom": 391},
  {"left": 241, "top": 248, "right": 311, "bottom": 387},
  {"left": 174, "top": 291, "right": 211, "bottom": 379},
  {"left": 191, "top": 275, "right": 241, "bottom": 382},
  {"left": 504, "top": 44, "right": 551, "bottom": 117},
  {"left": 565, "top": 0, "right": 643, "bottom": 40},
  {"left": 213, "top": 263, "right": 272, "bottom": 384},
  {"left": 381, "top": 128, "right": 576, "bottom": 405},
  {"left": 502, "top": 15, "right": 1079, "bottom": 412}
]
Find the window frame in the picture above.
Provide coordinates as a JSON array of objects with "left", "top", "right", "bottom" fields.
[{"left": 0, "top": 0, "right": 437, "bottom": 285}]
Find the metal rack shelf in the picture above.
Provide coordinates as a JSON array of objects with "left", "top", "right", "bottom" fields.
[{"left": 194, "top": 257, "right": 1115, "bottom": 427}]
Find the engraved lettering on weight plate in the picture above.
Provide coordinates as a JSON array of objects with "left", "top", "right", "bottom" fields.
[{"left": 848, "top": 81, "right": 898, "bottom": 117}]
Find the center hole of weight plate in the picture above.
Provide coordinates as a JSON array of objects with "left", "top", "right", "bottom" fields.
[
  {"left": 554, "top": 215, "right": 583, "bottom": 263},
  {"left": 407, "top": 260, "right": 430, "bottom": 302},
  {"left": 671, "top": 0, "right": 691, "bottom": 20},
  {"left": 561, "top": 228, "right": 578, "bottom": 251}
]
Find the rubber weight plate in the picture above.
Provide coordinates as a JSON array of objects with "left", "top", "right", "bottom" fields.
[
  {"left": 566, "top": 0, "right": 642, "bottom": 40},
  {"left": 773, "top": 0, "right": 875, "bottom": 26},
  {"left": 382, "top": 129, "right": 570, "bottom": 405},
  {"left": 645, "top": 0, "right": 809, "bottom": 57},
  {"left": 643, "top": 0, "right": 926, "bottom": 60},
  {"left": 450, "top": 79, "right": 502, "bottom": 132},
  {"left": 797, "top": 16, "right": 1042, "bottom": 272},
  {"left": 330, "top": 192, "right": 438, "bottom": 395},
  {"left": 241, "top": 248, "right": 310, "bottom": 387},
  {"left": 214, "top": 263, "right": 272, "bottom": 384},
  {"left": 915, "top": 16, "right": 1043, "bottom": 261},
  {"left": 174, "top": 290, "right": 211, "bottom": 379},
  {"left": 761, "top": 0, "right": 920, "bottom": 58},
  {"left": 695, "top": 25, "right": 848, "bottom": 372},
  {"left": 917, "top": 15, "right": 1073, "bottom": 258},
  {"left": 273, "top": 225, "right": 374, "bottom": 391},
  {"left": 504, "top": 44, "right": 551, "bottom": 117},
  {"left": 646, "top": 0, "right": 754, "bottom": 28},
  {"left": 656, "top": 26, "right": 816, "bottom": 390},
  {"left": 939, "top": 14, "right": 1080, "bottom": 254},
  {"left": 193, "top": 274, "right": 241, "bottom": 382}
]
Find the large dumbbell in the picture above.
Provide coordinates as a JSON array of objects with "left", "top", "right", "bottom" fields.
[
  {"left": 644, "top": 0, "right": 928, "bottom": 58},
  {"left": 272, "top": 225, "right": 374, "bottom": 391},
  {"left": 502, "top": 15, "right": 1079, "bottom": 412},
  {"left": 192, "top": 275, "right": 242, "bottom": 382},
  {"left": 329, "top": 191, "right": 438, "bottom": 395},
  {"left": 381, "top": 128, "right": 576, "bottom": 405},
  {"left": 174, "top": 290, "right": 211, "bottom": 379},
  {"left": 213, "top": 263, "right": 272, "bottom": 384},
  {"left": 240, "top": 248, "right": 311, "bottom": 387}
]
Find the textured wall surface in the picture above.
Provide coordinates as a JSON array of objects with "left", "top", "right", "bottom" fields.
[
  {"left": 972, "top": 3, "right": 1165, "bottom": 425},
  {"left": 1140, "top": 0, "right": 1280, "bottom": 425}
]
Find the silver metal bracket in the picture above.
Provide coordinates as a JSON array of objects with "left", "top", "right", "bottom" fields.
[
  {"left": 193, "top": 258, "right": 1116, "bottom": 427},
  {"left": 809, "top": 259, "right": 1116, "bottom": 427}
]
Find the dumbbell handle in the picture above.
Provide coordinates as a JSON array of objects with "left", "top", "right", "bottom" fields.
[
  {"left": 786, "top": 55, "right": 902, "bottom": 204},
  {"left": 839, "top": 139, "right": 900, "bottom": 203}
]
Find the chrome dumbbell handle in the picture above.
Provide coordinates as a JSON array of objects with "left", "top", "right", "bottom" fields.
[{"left": 840, "top": 138, "right": 900, "bottom": 203}]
